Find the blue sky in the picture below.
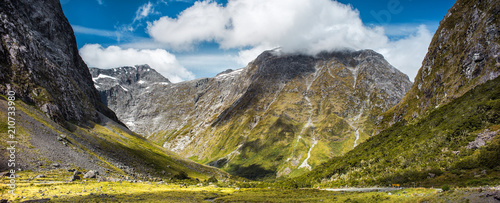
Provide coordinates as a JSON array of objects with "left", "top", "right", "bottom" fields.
[{"left": 61, "top": 0, "right": 456, "bottom": 82}]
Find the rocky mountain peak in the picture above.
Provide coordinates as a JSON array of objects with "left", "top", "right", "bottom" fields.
[
  {"left": 250, "top": 51, "right": 317, "bottom": 81},
  {"left": 90, "top": 64, "right": 170, "bottom": 90},
  {"left": 90, "top": 65, "right": 172, "bottom": 129}
]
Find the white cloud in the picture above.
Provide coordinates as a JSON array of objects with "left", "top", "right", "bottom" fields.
[
  {"left": 134, "top": 2, "right": 154, "bottom": 22},
  {"left": 79, "top": 44, "right": 195, "bottom": 83},
  {"left": 147, "top": 1, "right": 227, "bottom": 50},
  {"left": 376, "top": 25, "right": 433, "bottom": 81},
  {"left": 147, "top": 0, "right": 388, "bottom": 52},
  {"left": 72, "top": 25, "right": 116, "bottom": 37},
  {"left": 236, "top": 45, "right": 275, "bottom": 66},
  {"left": 146, "top": 0, "right": 433, "bottom": 81},
  {"left": 96, "top": 0, "right": 103, "bottom": 5}
]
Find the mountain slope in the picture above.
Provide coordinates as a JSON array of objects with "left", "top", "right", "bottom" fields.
[
  {"left": 0, "top": 0, "right": 228, "bottom": 181},
  {"left": 96, "top": 49, "right": 412, "bottom": 179},
  {"left": 0, "top": 97, "right": 228, "bottom": 180},
  {"left": 379, "top": 0, "right": 500, "bottom": 130},
  {"left": 292, "top": 0, "right": 500, "bottom": 188},
  {"left": 292, "top": 76, "right": 500, "bottom": 188}
]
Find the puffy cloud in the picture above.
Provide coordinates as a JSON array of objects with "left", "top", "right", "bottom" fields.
[
  {"left": 79, "top": 44, "right": 195, "bottom": 83},
  {"left": 147, "top": 1, "right": 227, "bottom": 50},
  {"left": 147, "top": 0, "right": 388, "bottom": 52},
  {"left": 146, "top": 0, "right": 432, "bottom": 81}
]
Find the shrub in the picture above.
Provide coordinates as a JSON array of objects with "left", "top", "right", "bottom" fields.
[
  {"left": 442, "top": 185, "right": 451, "bottom": 192},
  {"left": 207, "top": 176, "right": 218, "bottom": 183},
  {"left": 173, "top": 171, "right": 190, "bottom": 180}
]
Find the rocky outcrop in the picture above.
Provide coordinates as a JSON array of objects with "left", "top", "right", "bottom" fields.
[
  {"left": 90, "top": 65, "right": 170, "bottom": 130},
  {"left": 379, "top": 0, "right": 500, "bottom": 129},
  {"left": 0, "top": 0, "right": 119, "bottom": 125},
  {"left": 98, "top": 49, "right": 412, "bottom": 179},
  {"left": 466, "top": 129, "right": 499, "bottom": 150}
]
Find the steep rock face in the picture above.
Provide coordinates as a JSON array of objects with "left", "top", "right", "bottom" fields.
[
  {"left": 100, "top": 49, "right": 412, "bottom": 179},
  {"left": 379, "top": 0, "right": 500, "bottom": 128},
  {"left": 0, "top": 0, "right": 119, "bottom": 125},
  {"left": 90, "top": 65, "right": 170, "bottom": 129}
]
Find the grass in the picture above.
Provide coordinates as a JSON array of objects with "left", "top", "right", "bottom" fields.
[
  {"left": 0, "top": 170, "right": 230, "bottom": 202},
  {"left": 2, "top": 171, "right": 497, "bottom": 203}
]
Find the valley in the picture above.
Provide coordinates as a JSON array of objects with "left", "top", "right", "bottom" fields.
[{"left": 1, "top": 0, "right": 500, "bottom": 202}]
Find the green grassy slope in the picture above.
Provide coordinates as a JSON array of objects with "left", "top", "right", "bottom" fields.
[
  {"left": 290, "top": 76, "right": 500, "bottom": 188},
  {"left": 0, "top": 96, "right": 228, "bottom": 181}
]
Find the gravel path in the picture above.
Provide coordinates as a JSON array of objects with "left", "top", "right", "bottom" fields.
[{"left": 320, "top": 187, "right": 405, "bottom": 192}]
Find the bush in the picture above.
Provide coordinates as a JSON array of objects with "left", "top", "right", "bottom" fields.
[
  {"left": 442, "top": 185, "right": 451, "bottom": 192},
  {"left": 207, "top": 176, "right": 218, "bottom": 183},
  {"left": 173, "top": 171, "right": 190, "bottom": 180}
]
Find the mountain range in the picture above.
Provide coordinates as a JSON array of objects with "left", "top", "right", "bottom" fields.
[
  {"left": 90, "top": 0, "right": 500, "bottom": 184},
  {"left": 93, "top": 49, "right": 412, "bottom": 179},
  {"left": 1, "top": 0, "right": 498, "bottom": 191}
]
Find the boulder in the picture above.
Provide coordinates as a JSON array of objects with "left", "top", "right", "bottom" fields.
[
  {"left": 83, "top": 170, "right": 99, "bottom": 179},
  {"left": 69, "top": 174, "right": 80, "bottom": 182}
]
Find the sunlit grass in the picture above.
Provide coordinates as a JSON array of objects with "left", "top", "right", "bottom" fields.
[{"left": 3, "top": 170, "right": 496, "bottom": 202}]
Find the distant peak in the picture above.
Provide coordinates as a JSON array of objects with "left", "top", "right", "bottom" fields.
[
  {"left": 216, "top": 69, "right": 234, "bottom": 76},
  {"left": 90, "top": 64, "right": 170, "bottom": 85}
]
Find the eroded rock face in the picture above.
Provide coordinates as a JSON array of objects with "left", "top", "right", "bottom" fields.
[
  {"left": 96, "top": 49, "right": 412, "bottom": 178},
  {"left": 379, "top": 0, "right": 500, "bottom": 129},
  {"left": 90, "top": 65, "right": 171, "bottom": 130},
  {"left": 0, "top": 0, "right": 119, "bottom": 125}
]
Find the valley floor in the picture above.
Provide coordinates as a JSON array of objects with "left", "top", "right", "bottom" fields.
[{"left": 1, "top": 170, "right": 499, "bottom": 202}]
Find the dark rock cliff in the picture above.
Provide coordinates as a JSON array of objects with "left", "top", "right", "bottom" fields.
[{"left": 0, "top": 0, "right": 119, "bottom": 125}]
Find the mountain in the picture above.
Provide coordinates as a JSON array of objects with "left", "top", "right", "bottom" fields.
[
  {"left": 0, "top": 0, "right": 118, "bottom": 126},
  {"left": 96, "top": 49, "right": 412, "bottom": 179},
  {"left": 291, "top": 0, "right": 500, "bottom": 188},
  {"left": 378, "top": 0, "right": 500, "bottom": 130},
  {"left": 90, "top": 65, "right": 171, "bottom": 130},
  {"left": 0, "top": 0, "right": 227, "bottom": 181},
  {"left": 292, "top": 76, "right": 500, "bottom": 188}
]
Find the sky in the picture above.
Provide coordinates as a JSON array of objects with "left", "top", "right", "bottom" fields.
[{"left": 61, "top": 0, "right": 456, "bottom": 83}]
